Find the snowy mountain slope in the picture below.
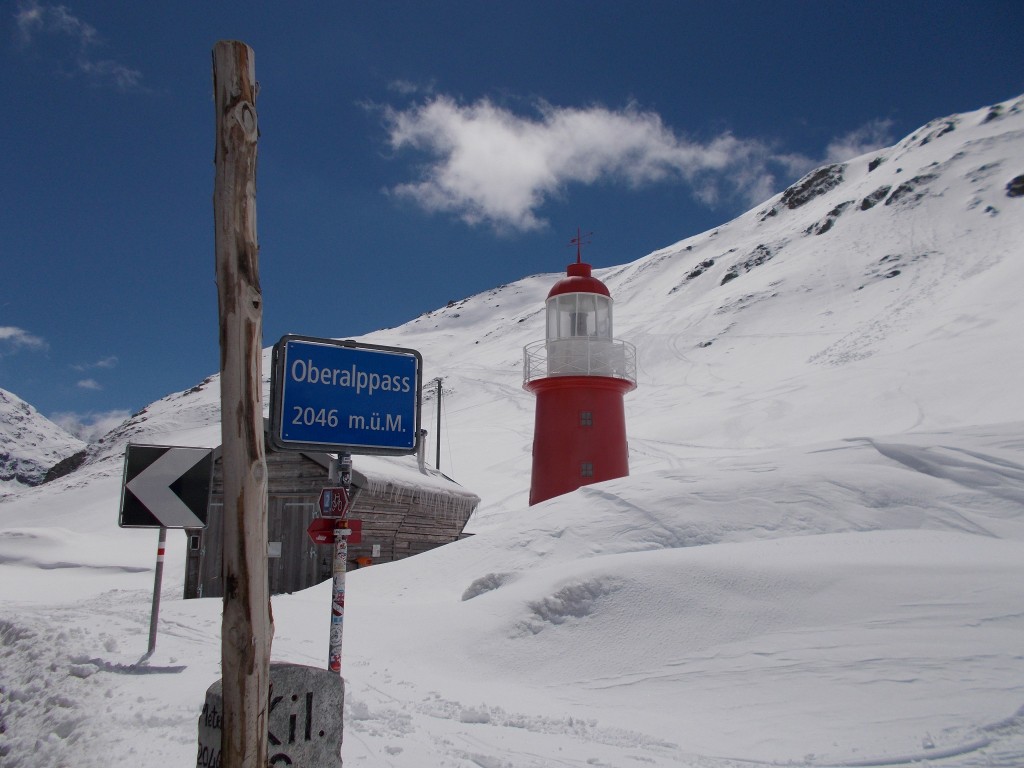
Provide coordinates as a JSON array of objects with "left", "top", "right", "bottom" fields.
[
  {"left": 40, "top": 96, "right": 1023, "bottom": 513},
  {"left": 598, "top": 97, "right": 1023, "bottom": 446},
  {"left": 375, "top": 94, "right": 1024, "bottom": 510},
  {"left": 0, "top": 387, "right": 85, "bottom": 494},
  {"left": 1, "top": 95, "right": 1023, "bottom": 767}
]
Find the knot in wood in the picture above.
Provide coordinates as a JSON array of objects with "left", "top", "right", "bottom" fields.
[
  {"left": 231, "top": 102, "right": 258, "bottom": 142},
  {"left": 245, "top": 285, "right": 263, "bottom": 316}
]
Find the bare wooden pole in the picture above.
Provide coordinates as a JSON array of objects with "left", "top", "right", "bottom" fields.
[{"left": 212, "top": 40, "right": 272, "bottom": 768}]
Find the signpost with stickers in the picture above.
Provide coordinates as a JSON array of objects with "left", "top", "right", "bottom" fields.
[{"left": 271, "top": 336, "right": 422, "bottom": 675}]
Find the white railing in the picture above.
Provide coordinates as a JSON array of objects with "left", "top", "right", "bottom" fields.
[{"left": 523, "top": 338, "right": 637, "bottom": 386}]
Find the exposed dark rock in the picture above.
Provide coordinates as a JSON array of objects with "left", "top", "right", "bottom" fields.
[
  {"left": 739, "top": 244, "right": 774, "bottom": 270},
  {"left": 966, "top": 162, "right": 1002, "bottom": 184},
  {"left": 697, "top": 341, "right": 713, "bottom": 348},
  {"left": 778, "top": 165, "right": 845, "bottom": 209},
  {"left": 868, "top": 156, "right": 885, "bottom": 172},
  {"left": 759, "top": 164, "right": 845, "bottom": 221},
  {"left": 686, "top": 259, "right": 715, "bottom": 280},
  {"left": 42, "top": 449, "right": 89, "bottom": 483},
  {"left": 721, "top": 244, "right": 776, "bottom": 284},
  {"left": 1006, "top": 174, "right": 1024, "bottom": 197},
  {"left": 0, "top": 452, "right": 42, "bottom": 486},
  {"left": 805, "top": 201, "right": 854, "bottom": 235},
  {"left": 860, "top": 186, "right": 891, "bottom": 210},
  {"left": 811, "top": 219, "right": 834, "bottom": 236},
  {"left": 184, "top": 376, "right": 216, "bottom": 396},
  {"left": 983, "top": 105, "right": 1004, "bottom": 124},
  {"left": 885, "top": 174, "right": 938, "bottom": 207},
  {"left": 916, "top": 119, "right": 957, "bottom": 146},
  {"left": 858, "top": 253, "right": 928, "bottom": 288}
]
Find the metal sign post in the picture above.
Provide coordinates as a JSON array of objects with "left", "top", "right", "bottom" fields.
[
  {"left": 327, "top": 453, "right": 353, "bottom": 674},
  {"left": 328, "top": 527, "right": 347, "bottom": 674},
  {"left": 146, "top": 526, "right": 167, "bottom": 658}
]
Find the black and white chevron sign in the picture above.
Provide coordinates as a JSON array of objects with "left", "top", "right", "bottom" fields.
[{"left": 118, "top": 444, "right": 213, "bottom": 529}]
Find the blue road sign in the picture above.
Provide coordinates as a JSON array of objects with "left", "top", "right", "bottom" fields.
[{"left": 270, "top": 336, "right": 422, "bottom": 455}]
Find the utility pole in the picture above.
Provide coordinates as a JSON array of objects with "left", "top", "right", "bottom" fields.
[
  {"left": 213, "top": 40, "right": 272, "bottom": 768},
  {"left": 435, "top": 377, "right": 442, "bottom": 471}
]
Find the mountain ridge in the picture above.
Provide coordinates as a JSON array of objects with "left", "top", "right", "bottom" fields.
[
  {"left": 0, "top": 387, "right": 85, "bottom": 493},
  {"left": 4, "top": 94, "right": 1023, "bottom": 504}
]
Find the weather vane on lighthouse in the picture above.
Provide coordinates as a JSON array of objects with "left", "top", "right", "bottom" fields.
[
  {"left": 569, "top": 228, "right": 593, "bottom": 264},
  {"left": 522, "top": 230, "right": 638, "bottom": 505}
]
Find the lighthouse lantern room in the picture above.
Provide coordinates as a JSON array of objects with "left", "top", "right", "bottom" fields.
[{"left": 523, "top": 237, "right": 637, "bottom": 505}]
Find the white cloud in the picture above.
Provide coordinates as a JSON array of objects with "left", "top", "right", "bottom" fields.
[
  {"left": 50, "top": 409, "right": 130, "bottom": 442},
  {"left": 77, "top": 57, "right": 144, "bottom": 91},
  {"left": 13, "top": 1, "right": 144, "bottom": 92},
  {"left": 382, "top": 96, "right": 815, "bottom": 232},
  {"left": 388, "top": 79, "right": 434, "bottom": 96},
  {"left": 76, "top": 378, "right": 102, "bottom": 391},
  {"left": 0, "top": 326, "right": 47, "bottom": 353},
  {"left": 72, "top": 355, "right": 118, "bottom": 372},
  {"left": 824, "top": 119, "right": 895, "bottom": 163},
  {"left": 15, "top": 0, "right": 95, "bottom": 46}
]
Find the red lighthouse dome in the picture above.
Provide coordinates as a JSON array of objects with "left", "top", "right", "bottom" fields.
[{"left": 523, "top": 246, "right": 637, "bottom": 505}]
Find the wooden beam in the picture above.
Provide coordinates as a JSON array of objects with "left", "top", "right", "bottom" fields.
[{"left": 212, "top": 40, "right": 272, "bottom": 768}]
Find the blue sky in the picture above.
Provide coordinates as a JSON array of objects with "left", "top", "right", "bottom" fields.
[{"left": 1, "top": 1, "right": 1021, "bottom": 438}]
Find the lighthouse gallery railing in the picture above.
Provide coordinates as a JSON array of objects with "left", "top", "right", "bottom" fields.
[{"left": 523, "top": 338, "right": 637, "bottom": 386}]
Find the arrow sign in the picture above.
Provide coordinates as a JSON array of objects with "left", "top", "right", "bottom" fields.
[
  {"left": 306, "top": 517, "right": 362, "bottom": 546},
  {"left": 307, "top": 517, "right": 338, "bottom": 545},
  {"left": 119, "top": 444, "right": 213, "bottom": 529}
]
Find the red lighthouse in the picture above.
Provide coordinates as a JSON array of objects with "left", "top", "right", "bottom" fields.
[{"left": 523, "top": 239, "right": 637, "bottom": 505}]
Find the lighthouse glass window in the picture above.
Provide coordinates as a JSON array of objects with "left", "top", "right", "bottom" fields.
[{"left": 547, "top": 293, "right": 613, "bottom": 339}]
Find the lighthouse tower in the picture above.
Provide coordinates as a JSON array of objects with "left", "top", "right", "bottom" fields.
[{"left": 523, "top": 239, "right": 637, "bottom": 505}]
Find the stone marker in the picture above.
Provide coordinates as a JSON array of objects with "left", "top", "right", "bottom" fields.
[{"left": 198, "top": 662, "right": 344, "bottom": 767}]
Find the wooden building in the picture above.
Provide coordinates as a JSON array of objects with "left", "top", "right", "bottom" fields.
[{"left": 183, "top": 431, "right": 479, "bottom": 599}]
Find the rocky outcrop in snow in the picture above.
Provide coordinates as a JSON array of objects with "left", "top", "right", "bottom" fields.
[{"left": 0, "top": 388, "right": 85, "bottom": 490}]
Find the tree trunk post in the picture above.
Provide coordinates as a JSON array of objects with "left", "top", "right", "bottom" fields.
[{"left": 212, "top": 40, "right": 273, "bottom": 768}]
